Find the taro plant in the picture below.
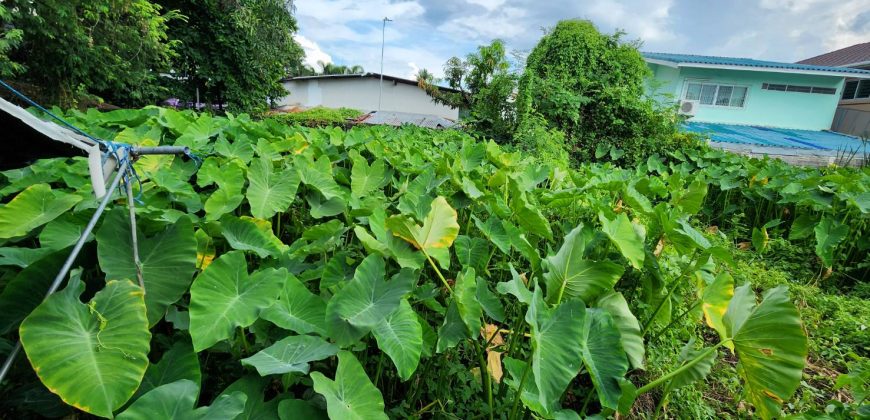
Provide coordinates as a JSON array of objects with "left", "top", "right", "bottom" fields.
[{"left": 0, "top": 107, "right": 814, "bottom": 419}]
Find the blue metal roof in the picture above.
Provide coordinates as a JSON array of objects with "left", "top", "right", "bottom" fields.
[
  {"left": 643, "top": 52, "right": 870, "bottom": 76},
  {"left": 682, "top": 122, "right": 868, "bottom": 155}
]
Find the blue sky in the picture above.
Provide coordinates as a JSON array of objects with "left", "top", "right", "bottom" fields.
[{"left": 294, "top": 0, "right": 870, "bottom": 79}]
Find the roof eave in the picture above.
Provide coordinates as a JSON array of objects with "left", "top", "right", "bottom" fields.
[{"left": 675, "top": 62, "right": 870, "bottom": 79}]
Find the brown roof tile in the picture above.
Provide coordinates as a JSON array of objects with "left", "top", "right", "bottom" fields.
[{"left": 798, "top": 42, "right": 870, "bottom": 67}]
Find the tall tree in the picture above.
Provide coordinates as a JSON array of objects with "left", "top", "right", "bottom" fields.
[
  {"left": 0, "top": 4, "right": 23, "bottom": 79},
  {"left": 419, "top": 40, "right": 517, "bottom": 140},
  {"left": 5, "top": 0, "right": 177, "bottom": 107},
  {"left": 158, "top": 0, "right": 304, "bottom": 111}
]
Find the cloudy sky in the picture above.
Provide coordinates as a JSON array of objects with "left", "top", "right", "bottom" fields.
[{"left": 294, "top": 0, "right": 870, "bottom": 79}]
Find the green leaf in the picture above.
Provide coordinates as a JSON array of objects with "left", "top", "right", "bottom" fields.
[
  {"left": 0, "top": 246, "right": 52, "bottom": 267},
  {"left": 436, "top": 299, "right": 468, "bottom": 353},
  {"left": 386, "top": 196, "right": 460, "bottom": 262},
  {"left": 136, "top": 339, "right": 201, "bottom": 401},
  {"left": 246, "top": 158, "right": 300, "bottom": 219},
  {"left": 0, "top": 184, "right": 82, "bottom": 239},
  {"left": 355, "top": 208, "right": 424, "bottom": 269},
  {"left": 97, "top": 209, "right": 197, "bottom": 326},
  {"left": 476, "top": 281, "right": 506, "bottom": 323},
  {"left": 673, "top": 179, "right": 707, "bottom": 215},
  {"left": 526, "top": 287, "right": 585, "bottom": 414},
  {"left": 596, "top": 291, "right": 644, "bottom": 370},
  {"left": 278, "top": 399, "right": 327, "bottom": 420},
  {"left": 220, "top": 215, "right": 287, "bottom": 259},
  {"left": 455, "top": 235, "right": 489, "bottom": 271},
  {"left": 260, "top": 274, "right": 327, "bottom": 336},
  {"left": 372, "top": 299, "right": 423, "bottom": 381},
  {"left": 496, "top": 264, "right": 533, "bottom": 305},
  {"left": 0, "top": 249, "right": 69, "bottom": 334},
  {"left": 663, "top": 339, "right": 718, "bottom": 393},
  {"left": 296, "top": 155, "right": 347, "bottom": 201},
  {"left": 455, "top": 268, "right": 483, "bottom": 334},
  {"left": 813, "top": 216, "right": 848, "bottom": 268},
  {"left": 311, "top": 350, "right": 388, "bottom": 420},
  {"left": 623, "top": 183, "right": 653, "bottom": 215},
  {"left": 204, "top": 188, "right": 245, "bottom": 221},
  {"left": 543, "top": 224, "right": 624, "bottom": 304},
  {"left": 241, "top": 335, "right": 338, "bottom": 376},
  {"left": 350, "top": 150, "right": 388, "bottom": 198},
  {"left": 306, "top": 191, "right": 346, "bottom": 219},
  {"left": 599, "top": 212, "right": 645, "bottom": 269},
  {"left": 788, "top": 214, "right": 817, "bottom": 241},
  {"left": 675, "top": 219, "right": 712, "bottom": 250},
  {"left": 117, "top": 380, "right": 246, "bottom": 420},
  {"left": 189, "top": 251, "right": 286, "bottom": 351},
  {"left": 751, "top": 227, "right": 769, "bottom": 253},
  {"left": 329, "top": 255, "right": 413, "bottom": 328},
  {"left": 579, "top": 308, "right": 629, "bottom": 410},
  {"left": 214, "top": 375, "right": 280, "bottom": 420},
  {"left": 19, "top": 275, "right": 151, "bottom": 418},
  {"left": 726, "top": 285, "right": 808, "bottom": 420},
  {"left": 39, "top": 212, "right": 93, "bottom": 251},
  {"left": 472, "top": 214, "right": 511, "bottom": 254}
]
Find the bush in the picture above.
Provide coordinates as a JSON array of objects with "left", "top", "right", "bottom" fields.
[
  {"left": 516, "top": 20, "right": 679, "bottom": 164},
  {"left": 267, "top": 107, "right": 362, "bottom": 127},
  {"left": 514, "top": 113, "right": 570, "bottom": 169}
]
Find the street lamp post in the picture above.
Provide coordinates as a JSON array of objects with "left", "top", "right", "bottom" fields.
[{"left": 378, "top": 17, "right": 392, "bottom": 113}]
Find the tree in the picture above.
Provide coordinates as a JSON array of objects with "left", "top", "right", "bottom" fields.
[
  {"left": 419, "top": 40, "right": 517, "bottom": 141},
  {"left": 158, "top": 0, "right": 304, "bottom": 111},
  {"left": 5, "top": 0, "right": 177, "bottom": 107},
  {"left": 0, "top": 4, "right": 23, "bottom": 79},
  {"left": 516, "top": 20, "right": 677, "bottom": 163},
  {"left": 316, "top": 62, "right": 365, "bottom": 75}
]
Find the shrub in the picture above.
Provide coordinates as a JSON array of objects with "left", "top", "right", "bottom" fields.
[
  {"left": 267, "top": 107, "right": 362, "bottom": 127},
  {"left": 516, "top": 20, "right": 679, "bottom": 164}
]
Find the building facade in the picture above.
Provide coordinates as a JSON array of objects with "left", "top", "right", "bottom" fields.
[
  {"left": 644, "top": 52, "right": 870, "bottom": 131},
  {"left": 277, "top": 73, "right": 459, "bottom": 120}
]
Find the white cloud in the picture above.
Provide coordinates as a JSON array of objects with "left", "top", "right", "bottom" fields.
[
  {"left": 295, "top": 35, "right": 332, "bottom": 69},
  {"left": 407, "top": 62, "right": 421, "bottom": 79}
]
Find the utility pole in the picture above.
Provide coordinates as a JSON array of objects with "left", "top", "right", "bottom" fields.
[{"left": 378, "top": 17, "right": 392, "bottom": 113}]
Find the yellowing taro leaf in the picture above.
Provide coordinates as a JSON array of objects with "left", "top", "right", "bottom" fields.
[
  {"left": 700, "top": 272, "right": 734, "bottom": 348},
  {"left": 481, "top": 324, "right": 505, "bottom": 383},
  {"left": 386, "top": 196, "right": 459, "bottom": 258}
]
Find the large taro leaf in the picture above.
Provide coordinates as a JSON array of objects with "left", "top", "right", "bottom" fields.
[
  {"left": 526, "top": 287, "right": 585, "bottom": 414},
  {"left": 385, "top": 196, "right": 459, "bottom": 267},
  {"left": 542, "top": 224, "right": 624, "bottom": 304},
  {"left": 496, "top": 264, "right": 533, "bottom": 305},
  {"left": 599, "top": 212, "right": 645, "bottom": 270},
  {"left": 663, "top": 339, "right": 718, "bottom": 394},
  {"left": 97, "top": 209, "right": 197, "bottom": 326},
  {"left": 241, "top": 335, "right": 338, "bottom": 376},
  {"left": 219, "top": 215, "right": 287, "bottom": 259},
  {"left": 189, "top": 251, "right": 286, "bottom": 351},
  {"left": 472, "top": 214, "right": 511, "bottom": 254},
  {"left": 117, "top": 380, "right": 246, "bottom": 420},
  {"left": 579, "top": 308, "right": 630, "bottom": 410},
  {"left": 0, "top": 184, "right": 82, "bottom": 239},
  {"left": 725, "top": 285, "right": 808, "bottom": 420},
  {"left": 260, "top": 274, "right": 328, "bottom": 336},
  {"left": 311, "top": 350, "right": 388, "bottom": 420},
  {"left": 19, "top": 275, "right": 151, "bottom": 418},
  {"left": 813, "top": 216, "right": 848, "bottom": 269},
  {"left": 0, "top": 248, "right": 70, "bottom": 334},
  {"left": 135, "top": 338, "right": 201, "bottom": 401},
  {"left": 215, "top": 375, "right": 282, "bottom": 419},
  {"left": 372, "top": 299, "right": 423, "bottom": 381},
  {"left": 296, "top": 154, "right": 347, "bottom": 201},
  {"left": 246, "top": 157, "right": 300, "bottom": 220},
  {"left": 436, "top": 268, "right": 483, "bottom": 353},
  {"left": 354, "top": 208, "right": 424, "bottom": 269},
  {"left": 329, "top": 255, "right": 414, "bottom": 328},
  {"left": 204, "top": 188, "right": 245, "bottom": 221},
  {"left": 349, "top": 150, "right": 388, "bottom": 199},
  {"left": 596, "top": 291, "right": 644, "bottom": 370},
  {"left": 455, "top": 235, "right": 489, "bottom": 272}
]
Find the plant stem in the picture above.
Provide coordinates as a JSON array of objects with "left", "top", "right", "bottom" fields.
[
  {"left": 509, "top": 359, "right": 532, "bottom": 420},
  {"left": 424, "top": 252, "right": 453, "bottom": 294},
  {"left": 472, "top": 340, "right": 494, "bottom": 420},
  {"left": 238, "top": 326, "right": 249, "bottom": 355},
  {"left": 636, "top": 341, "right": 727, "bottom": 395},
  {"left": 649, "top": 299, "right": 702, "bottom": 343}
]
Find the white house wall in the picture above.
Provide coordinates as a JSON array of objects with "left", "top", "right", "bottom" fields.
[{"left": 278, "top": 78, "right": 459, "bottom": 120}]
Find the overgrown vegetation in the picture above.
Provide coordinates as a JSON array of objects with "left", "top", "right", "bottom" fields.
[
  {"left": 1, "top": 107, "right": 866, "bottom": 419},
  {"left": 267, "top": 107, "right": 363, "bottom": 127}
]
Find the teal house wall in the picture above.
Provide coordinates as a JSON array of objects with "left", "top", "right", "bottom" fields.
[{"left": 647, "top": 63, "right": 845, "bottom": 130}]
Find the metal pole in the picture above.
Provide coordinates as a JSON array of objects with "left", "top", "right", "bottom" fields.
[
  {"left": 0, "top": 159, "right": 130, "bottom": 384},
  {"left": 378, "top": 17, "right": 392, "bottom": 113},
  {"left": 125, "top": 177, "right": 145, "bottom": 292}
]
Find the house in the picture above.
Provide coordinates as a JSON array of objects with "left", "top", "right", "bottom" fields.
[
  {"left": 276, "top": 73, "right": 459, "bottom": 120},
  {"left": 643, "top": 52, "right": 870, "bottom": 166},
  {"left": 799, "top": 42, "right": 870, "bottom": 137}
]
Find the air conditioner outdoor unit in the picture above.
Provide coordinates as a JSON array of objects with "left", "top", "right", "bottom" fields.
[{"left": 679, "top": 100, "right": 698, "bottom": 116}]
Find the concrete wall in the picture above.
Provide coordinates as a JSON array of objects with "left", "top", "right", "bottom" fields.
[
  {"left": 646, "top": 64, "right": 844, "bottom": 130},
  {"left": 277, "top": 77, "right": 459, "bottom": 120}
]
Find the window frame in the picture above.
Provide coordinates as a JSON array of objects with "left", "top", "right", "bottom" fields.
[{"left": 683, "top": 80, "right": 749, "bottom": 109}]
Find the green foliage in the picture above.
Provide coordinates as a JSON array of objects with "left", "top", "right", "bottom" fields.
[
  {"left": 420, "top": 40, "right": 517, "bottom": 140},
  {"left": 5, "top": 0, "right": 178, "bottom": 106},
  {"left": 517, "top": 20, "right": 679, "bottom": 164},
  {"left": 268, "top": 107, "right": 364, "bottom": 128},
  {"left": 158, "top": 0, "right": 303, "bottom": 111},
  {"left": 0, "top": 4, "right": 23, "bottom": 78},
  {"left": 3, "top": 106, "right": 857, "bottom": 420}
]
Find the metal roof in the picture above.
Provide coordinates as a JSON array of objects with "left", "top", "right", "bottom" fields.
[
  {"left": 354, "top": 111, "right": 457, "bottom": 129},
  {"left": 643, "top": 52, "right": 870, "bottom": 78},
  {"left": 282, "top": 72, "right": 461, "bottom": 93},
  {"left": 798, "top": 42, "right": 870, "bottom": 68}
]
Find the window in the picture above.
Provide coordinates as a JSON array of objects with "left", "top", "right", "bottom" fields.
[
  {"left": 843, "top": 81, "right": 859, "bottom": 99},
  {"left": 856, "top": 80, "right": 870, "bottom": 99},
  {"left": 762, "top": 82, "right": 837, "bottom": 95},
  {"left": 685, "top": 82, "right": 747, "bottom": 107}
]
